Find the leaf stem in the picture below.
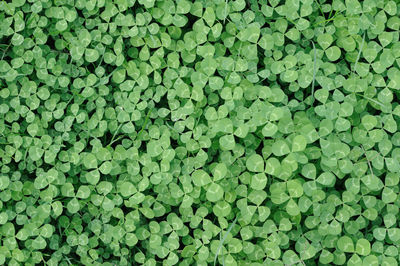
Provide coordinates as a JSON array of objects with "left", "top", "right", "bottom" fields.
[
  {"left": 355, "top": 93, "right": 385, "bottom": 108},
  {"left": 311, "top": 40, "right": 317, "bottom": 100},
  {"left": 353, "top": 32, "right": 365, "bottom": 74},
  {"left": 1, "top": 43, "right": 10, "bottom": 60},
  {"left": 361, "top": 145, "right": 375, "bottom": 179},
  {"left": 223, "top": 0, "right": 228, "bottom": 24},
  {"left": 107, "top": 123, "right": 123, "bottom": 147},
  {"left": 314, "top": 0, "right": 325, "bottom": 22},
  {"left": 138, "top": 108, "right": 152, "bottom": 139},
  {"left": 214, "top": 215, "right": 239, "bottom": 266}
]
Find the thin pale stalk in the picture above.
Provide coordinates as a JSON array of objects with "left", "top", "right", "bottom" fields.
[
  {"left": 353, "top": 32, "right": 365, "bottom": 74},
  {"left": 214, "top": 216, "right": 238, "bottom": 266},
  {"left": 311, "top": 41, "right": 317, "bottom": 99}
]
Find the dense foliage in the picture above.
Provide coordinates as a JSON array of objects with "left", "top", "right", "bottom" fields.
[{"left": 1, "top": 0, "right": 400, "bottom": 265}]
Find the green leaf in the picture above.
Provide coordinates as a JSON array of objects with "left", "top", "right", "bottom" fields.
[
  {"left": 326, "top": 46, "right": 341, "bottom": 61},
  {"left": 282, "top": 250, "right": 300, "bottom": 265},
  {"left": 316, "top": 172, "right": 336, "bottom": 186},
  {"left": 203, "top": 7, "right": 215, "bottom": 27},
  {"left": 356, "top": 239, "right": 371, "bottom": 256},
  {"left": 219, "top": 134, "right": 235, "bottom": 150},
  {"left": 317, "top": 34, "right": 333, "bottom": 50},
  {"left": 86, "top": 169, "right": 100, "bottom": 185},
  {"left": 192, "top": 170, "right": 212, "bottom": 186},
  {"left": 246, "top": 154, "right": 264, "bottom": 172},
  {"left": 32, "top": 236, "right": 47, "bottom": 249},
  {"left": 67, "top": 198, "right": 80, "bottom": 214},
  {"left": 85, "top": 48, "right": 99, "bottom": 63},
  {"left": 287, "top": 180, "right": 303, "bottom": 198},
  {"left": 286, "top": 199, "right": 300, "bottom": 216},
  {"left": 212, "top": 163, "right": 227, "bottom": 181},
  {"left": 76, "top": 186, "right": 91, "bottom": 199},
  {"left": 206, "top": 183, "right": 224, "bottom": 202},
  {"left": 272, "top": 140, "right": 290, "bottom": 156},
  {"left": 83, "top": 153, "right": 98, "bottom": 169},
  {"left": 292, "top": 135, "right": 307, "bottom": 152},
  {"left": 250, "top": 173, "right": 268, "bottom": 190},
  {"left": 147, "top": 140, "right": 163, "bottom": 157},
  {"left": 338, "top": 236, "right": 354, "bottom": 253}
]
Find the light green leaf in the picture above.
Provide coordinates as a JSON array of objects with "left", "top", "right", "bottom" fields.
[
  {"left": 192, "top": 170, "right": 212, "bottom": 186},
  {"left": 206, "top": 183, "right": 224, "bottom": 202},
  {"left": 246, "top": 154, "right": 264, "bottom": 172}
]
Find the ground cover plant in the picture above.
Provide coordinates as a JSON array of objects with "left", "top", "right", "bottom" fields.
[{"left": 1, "top": 0, "right": 400, "bottom": 265}]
